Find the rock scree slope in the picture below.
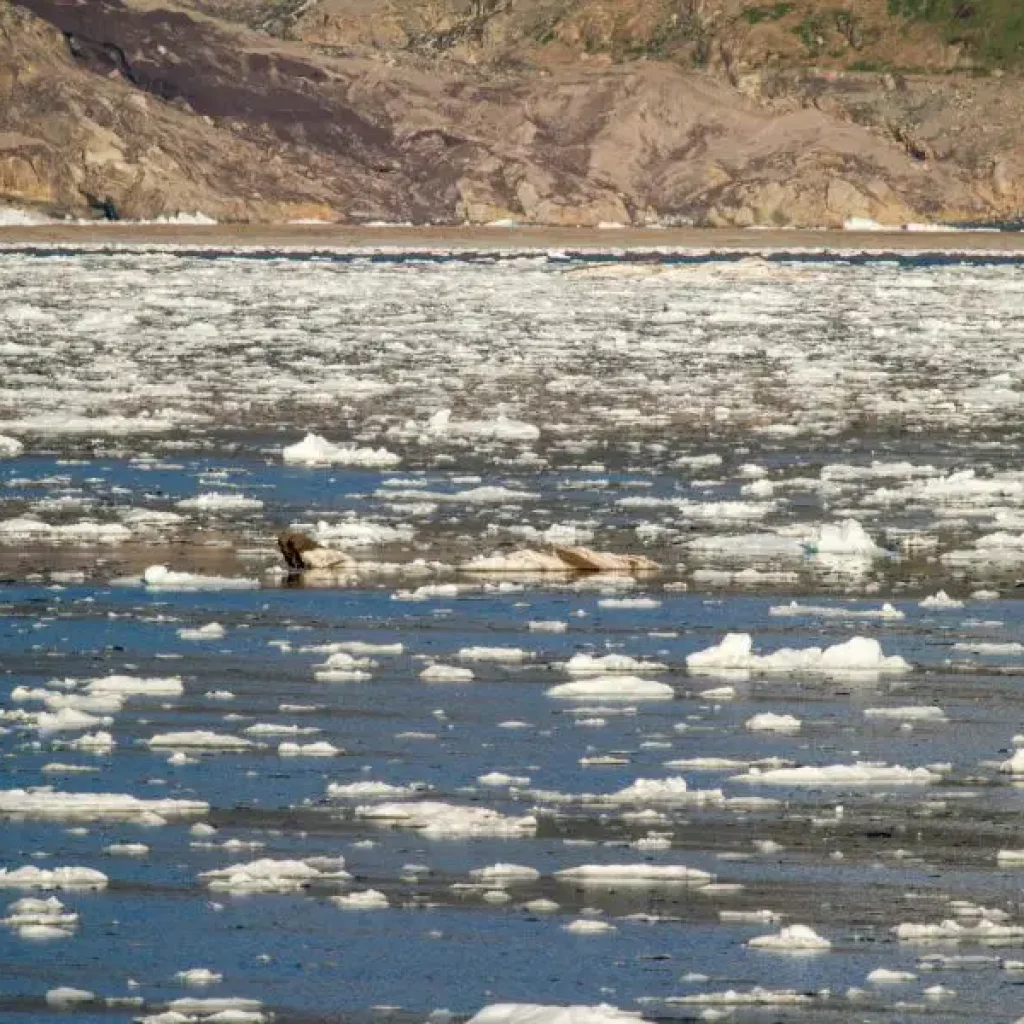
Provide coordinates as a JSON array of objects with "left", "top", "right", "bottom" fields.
[{"left": 1, "top": 0, "right": 1023, "bottom": 226}]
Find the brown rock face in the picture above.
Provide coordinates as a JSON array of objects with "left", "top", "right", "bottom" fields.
[
  {"left": 1, "top": 0, "right": 1022, "bottom": 226},
  {"left": 277, "top": 530, "right": 319, "bottom": 570}
]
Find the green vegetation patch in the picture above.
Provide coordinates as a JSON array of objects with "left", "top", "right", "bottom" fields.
[
  {"left": 888, "top": 0, "right": 1024, "bottom": 66},
  {"left": 740, "top": 2, "right": 794, "bottom": 25}
]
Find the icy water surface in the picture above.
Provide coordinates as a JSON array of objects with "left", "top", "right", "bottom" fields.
[{"left": 5, "top": 245, "right": 1024, "bottom": 1023}]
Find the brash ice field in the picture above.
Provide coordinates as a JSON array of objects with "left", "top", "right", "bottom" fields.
[{"left": 3, "top": 242, "right": 1024, "bottom": 1023}]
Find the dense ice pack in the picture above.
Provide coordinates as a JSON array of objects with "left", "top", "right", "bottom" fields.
[{"left": 2, "top": 243, "right": 1024, "bottom": 1024}]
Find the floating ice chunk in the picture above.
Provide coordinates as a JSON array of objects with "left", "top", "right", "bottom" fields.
[
  {"left": 920, "top": 591, "right": 964, "bottom": 609},
  {"left": 327, "top": 781, "right": 425, "bottom": 800},
  {"left": 420, "top": 664, "right": 475, "bottom": 683},
  {"left": 143, "top": 566, "right": 258, "bottom": 590},
  {"left": 176, "top": 493, "right": 264, "bottom": 512},
  {"left": 999, "top": 750, "right": 1024, "bottom": 775},
  {"left": 354, "top": 801, "right": 536, "bottom": 838},
  {"left": 733, "top": 762, "right": 943, "bottom": 786},
  {"left": 312, "top": 519, "right": 413, "bottom": 547},
  {"left": 176, "top": 968, "right": 223, "bottom": 986},
  {"left": 806, "top": 519, "right": 885, "bottom": 556},
  {"left": 748, "top": 924, "right": 831, "bottom": 951},
  {"left": 87, "top": 675, "right": 184, "bottom": 697},
  {"left": 146, "top": 731, "right": 254, "bottom": 750},
  {"left": 282, "top": 433, "right": 400, "bottom": 468},
  {"left": 458, "top": 647, "right": 529, "bottom": 663},
  {"left": 200, "top": 857, "right": 350, "bottom": 892},
  {"left": 699, "top": 686, "right": 736, "bottom": 700},
  {"left": 0, "top": 789, "right": 208, "bottom": 820},
  {"left": 668, "top": 987, "right": 812, "bottom": 1005},
  {"left": 745, "top": 713, "right": 801, "bottom": 733},
  {"left": 470, "top": 864, "right": 541, "bottom": 884},
  {"left": 462, "top": 551, "right": 571, "bottom": 573},
  {"left": 563, "top": 919, "right": 615, "bottom": 934},
  {"left": 555, "top": 864, "right": 711, "bottom": 886},
  {"left": 864, "top": 706, "right": 947, "bottom": 722},
  {"left": 426, "top": 409, "right": 540, "bottom": 442},
  {"left": 105, "top": 842, "right": 150, "bottom": 857},
  {"left": 603, "top": 777, "right": 723, "bottom": 806},
  {"left": 2, "top": 896, "right": 78, "bottom": 937},
  {"left": 565, "top": 655, "right": 666, "bottom": 676},
  {"left": 0, "top": 865, "right": 108, "bottom": 889},
  {"left": 529, "top": 620, "right": 568, "bottom": 633},
  {"left": 46, "top": 987, "right": 94, "bottom": 1006},
  {"left": 894, "top": 919, "right": 1024, "bottom": 943},
  {"left": 546, "top": 677, "right": 674, "bottom": 700},
  {"left": 466, "top": 1005, "right": 643, "bottom": 1024},
  {"left": 867, "top": 968, "right": 917, "bottom": 984},
  {"left": 955, "top": 642, "right": 1024, "bottom": 655},
  {"left": 177, "top": 623, "right": 226, "bottom": 640},
  {"left": 478, "top": 772, "right": 530, "bottom": 787},
  {"left": 687, "top": 633, "right": 910, "bottom": 676},
  {"left": 0, "top": 517, "right": 131, "bottom": 544},
  {"left": 36, "top": 707, "right": 112, "bottom": 733},
  {"left": 68, "top": 731, "right": 115, "bottom": 751},
  {"left": 597, "top": 597, "right": 661, "bottom": 609},
  {"left": 0, "top": 435, "right": 23, "bottom": 457},
  {"left": 278, "top": 741, "right": 340, "bottom": 757},
  {"left": 332, "top": 889, "right": 389, "bottom": 909},
  {"left": 769, "top": 601, "right": 904, "bottom": 620}
]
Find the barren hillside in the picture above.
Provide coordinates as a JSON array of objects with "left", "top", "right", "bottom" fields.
[{"left": 1, "top": 0, "right": 1022, "bottom": 225}]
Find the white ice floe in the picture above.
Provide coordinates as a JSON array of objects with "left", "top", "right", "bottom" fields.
[
  {"left": 0, "top": 435, "right": 23, "bottom": 457},
  {"left": 769, "top": 600, "right": 904, "bottom": 620},
  {"left": 200, "top": 857, "right": 351, "bottom": 892},
  {"left": 555, "top": 864, "right": 711, "bottom": 886},
  {"left": 146, "top": 731, "right": 254, "bottom": 750},
  {"left": 478, "top": 772, "right": 530, "bottom": 787},
  {"left": 563, "top": 919, "right": 616, "bottom": 934},
  {"left": 327, "top": 781, "right": 425, "bottom": 800},
  {"left": 864, "top": 706, "right": 947, "bottom": 722},
  {"left": 420, "top": 664, "right": 475, "bottom": 683},
  {"left": 87, "top": 675, "right": 184, "bottom": 697},
  {"left": 867, "top": 968, "right": 917, "bottom": 984},
  {"left": 999, "top": 750, "right": 1024, "bottom": 774},
  {"left": 278, "top": 741, "right": 340, "bottom": 756},
  {"left": 462, "top": 551, "right": 572, "bottom": 573},
  {"left": 176, "top": 493, "right": 264, "bottom": 512},
  {"left": 177, "top": 623, "right": 226, "bottom": 640},
  {"left": 732, "top": 762, "right": 944, "bottom": 785},
  {"left": 667, "top": 987, "right": 813, "bottom": 1005},
  {"left": 426, "top": 408, "right": 540, "bottom": 442},
  {"left": 600, "top": 777, "right": 723, "bottom": 806},
  {"left": 46, "top": 987, "right": 94, "bottom": 1006},
  {"left": 745, "top": 713, "right": 801, "bottom": 733},
  {"left": 687, "top": 633, "right": 910, "bottom": 676},
  {"left": 564, "top": 654, "right": 666, "bottom": 675},
  {"left": 466, "top": 1005, "right": 643, "bottom": 1024},
  {"left": 748, "top": 924, "right": 831, "bottom": 951},
  {"left": 0, "top": 789, "right": 208, "bottom": 820},
  {"left": 2, "top": 896, "right": 78, "bottom": 937},
  {"left": 920, "top": 591, "right": 965, "bottom": 609},
  {"left": 354, "top": 801, "right": 536, "bottom": 838},
  {"left": 331, "top": 889, "right": 389, "bottom": 909},
  {"left": 470, "top": 864, "right": 541, "bottom": 884},
  {"left": 546, "top": 676, "right": 674, "bottom": 700},
  {"left": 105, "top": 843, "right": 149, "bottom": 856},
  {"left": 175, "top": 968, "right": 223, "bottom": 986},
  {"left": 0, "top": 517, "right": 131, "bottom": 544},
  {"left": 458, "top": 647, "right": 530, "bottom": 663},
  {"left": 143, "top": 566, "right": 258, "bottom": 590},
  {"left": 895, "top": 919, "right": 1024, "bottom": 943},
  {"left": 0, "top": 866, "right": 108, "bottom": 889},
  {"left": 805, "top": 519, "right": 885, "bottom": 556},
  {"left": 597, "top": 598, "right": 661, "bottom": 609},
  {"left": 282, "top": 433, "right": 400, "bottom": 467}
]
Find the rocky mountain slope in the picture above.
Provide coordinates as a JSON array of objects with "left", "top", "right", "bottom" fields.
[{"left": 1, "top": 0, "right": 1022, "bottom": 226}]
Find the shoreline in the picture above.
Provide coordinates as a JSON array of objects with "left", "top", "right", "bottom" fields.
[{"left": 0, "top": 223, "right": 1022, "bottom": 253}]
